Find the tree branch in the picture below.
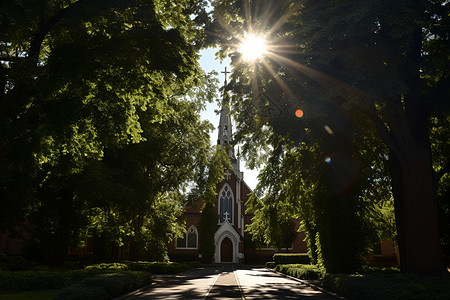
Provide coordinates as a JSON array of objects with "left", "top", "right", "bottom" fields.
[{"left": 27, "top": 0, "right": 93, "bottom": 65}]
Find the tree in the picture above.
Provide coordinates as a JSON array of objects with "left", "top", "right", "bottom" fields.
[
  {"left": 0, "top": 0, "right": 216, "bottom": 264},
  {"left": 196, "top": 146, "right": 231, "bottom": 263},
  {"left": 211, "top": 0, "right": 448, "bottom": 274},
  {"left": 245, "top": 123, "right": 392, "bottom": 272}
]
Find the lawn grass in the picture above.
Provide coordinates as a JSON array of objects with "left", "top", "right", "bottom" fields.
[{"left": 0, "top": 289, "right": 59, "bottom": 300}]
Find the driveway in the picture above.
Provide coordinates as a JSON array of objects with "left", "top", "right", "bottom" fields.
[{"left": 116, "top": 265, "right": 341, "bottom": 299}]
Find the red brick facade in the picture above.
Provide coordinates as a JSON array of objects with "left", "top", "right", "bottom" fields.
[{"left": 167, "top": 169, "right": 308, "bottom": 263}]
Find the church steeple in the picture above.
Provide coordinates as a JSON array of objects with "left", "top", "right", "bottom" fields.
[{"left": 217, "top": 67, "right": 238, "bottom": 166}]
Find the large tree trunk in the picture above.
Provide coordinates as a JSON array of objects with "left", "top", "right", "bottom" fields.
[
  {"left": 389, "top": 151, "right": 406, "bottom": 270},
  {"left": 393, "top": 140, "right": 445, "bottom": 274},
  {"left": 388, "top": 27, "right": 446, "bottom": 275},
  {"left": 45, "top": 231, "right": 69, "bottom": 266},
  {"left": 44, "top": 188, "right": 73, "bottom": 265}
]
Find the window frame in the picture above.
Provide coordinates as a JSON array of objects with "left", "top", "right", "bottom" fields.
[
  {"left": 175, "top": 225, "right": 198, "bottom": 249},
  {"left": 218, "top": 184, "right": 233, "bottom": 224}
]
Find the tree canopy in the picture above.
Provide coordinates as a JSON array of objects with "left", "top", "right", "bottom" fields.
[
  {"left": 0, "top": 0, "right": 218, "bottom": 263},
  {"left": 211, "top": 0, "right": 449, "bottom": 274}
]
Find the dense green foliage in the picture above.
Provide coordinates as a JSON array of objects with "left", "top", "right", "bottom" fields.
[
  {"left": 197, "top": 147, "right": 231, "bottom": 262},
  {"left": 211, "top": 0, "right": 449, "bottom": 274},
  {"left": 243, "top": 134, "right": 388, "bottom": 272},
  {"left": 273, "top": 253, "right": 310, "bottom": 265},
  {"left": 0, "top": 0, "right": 219, "bottom": 264},
  {"left": 275, "top": 264, "right": 323, "bottom": 280},
  {"left": 54, "top": 272, "right": 152, "bottom": 300},
  {"left": 198, "top": 201, "right": 219, "bottom": 263},
  {"left": 85, "top": 261, "right": 201, "bottom": 273}
]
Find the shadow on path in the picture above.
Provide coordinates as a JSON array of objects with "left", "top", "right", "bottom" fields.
[{"left": 117, "top": 266, "right": 341, "bottom": 300}]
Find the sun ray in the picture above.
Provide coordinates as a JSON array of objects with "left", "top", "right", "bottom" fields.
[{"left": 261, "top": 59, "right": 296, "bottom": 99}]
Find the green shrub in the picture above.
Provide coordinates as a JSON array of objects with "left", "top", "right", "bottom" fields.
[
  {"left": 81, "top": 261, "right": 199, "bottom": 274},
  {"left": 168, "top": 253, "right": 199, "bottom": 262},
  {"left": 0, "top": 255, "right": 36, "bottom": 271},
  {"left": 266, "top": 261, "right": 276, "bottom": 269},
  {"left": 275, "top": 264, "right": 323, "bottom": 280},
  {"left": 362, "top": 265, "right": 400, "bottom": 274},
  {"left": 0, "top": 260, "right": 199, "bottom": 292},
  {"left": 246, "top": 254, "right": 273, "bottom": 264},
  {"left": 54, "top": 272, "right": 152, "bottom": 300},
  {"left": 0, "top": 269, "right": 99, "bottom": 291},
  {"left": 273, "top": 253, "right": 310, "bottom": 265},
  {"left": 322, "top": 273, "right": 450, "bottom": 300},
  {"left": 84, "top": 263, "right": 128, "bottom": 271},
  {"left": 61, "top": 260, "right": 85, "bottom": 270},
  {"left": 127, "top": 261, "right": 200, "bottom": 274}
]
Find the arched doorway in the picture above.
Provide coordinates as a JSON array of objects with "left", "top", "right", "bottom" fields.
[{"left": 220, "top": 237, "right": 233, "bottom": 262}]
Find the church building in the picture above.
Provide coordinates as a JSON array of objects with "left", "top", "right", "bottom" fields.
[{"left": 167, "top": 70, "right": 307, "bottom": 263}]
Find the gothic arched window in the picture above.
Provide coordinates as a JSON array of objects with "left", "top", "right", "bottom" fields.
[
  {"left": 176, "top": 226, "right": 198, "bottom": 249},
  {"left": 219, "top": 184, "right": 233, "bottom": 223},
  {"left": 187, "top": 226, "right": 197, "bottom": 248}
]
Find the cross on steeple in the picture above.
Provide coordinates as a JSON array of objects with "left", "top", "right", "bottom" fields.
[{"left": 221, "top": 66, "right": 230, "bottom": 86}]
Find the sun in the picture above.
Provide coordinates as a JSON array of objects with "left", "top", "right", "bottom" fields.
[{"left": 239, "top": 33, "right": 268, "bottom": 62}]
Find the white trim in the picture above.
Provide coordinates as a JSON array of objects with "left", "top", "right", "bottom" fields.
[
  {"left": 214, "top": 220, "right": 240, "bottom": 263},
  {"left": 241, "top": 214, "right": 245, "bottom": 236},
  {"left": 236, "top": 180, "right": 241, "bottom": 229}
]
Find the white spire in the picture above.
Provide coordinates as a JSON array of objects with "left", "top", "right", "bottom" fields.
[
  {"left": 217, "top": 101, "right": 233, "bottom": 147},
  {"left": 217, "top": 67, "right": 238, "bottom": 166}
]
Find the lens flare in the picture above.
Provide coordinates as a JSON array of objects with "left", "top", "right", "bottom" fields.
[
  {"left": 295, "top": 109, "right": 304, "bottom": 118},
  {"left": 239, "top": 34, "right": 267, "bottom": 62},
  {"left": 325, "top": 156, "right": 332, "bottom": 164},
  {"left": 324, "top": 125, "right": 334, "bottom": 135}
]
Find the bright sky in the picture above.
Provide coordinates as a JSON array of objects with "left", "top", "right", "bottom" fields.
[{"left": 199, "top": 48, "right": 260, "bottom": 191}]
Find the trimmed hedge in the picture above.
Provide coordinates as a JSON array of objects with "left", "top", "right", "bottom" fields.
[
  {"left": 0, "top": 269, "right": 100, "bottom": 291},
  {"left": 246, "top": 254, "right": 274, "bottom": 265},
  {"left": 0, "top": 261, "right": 200, "bottom": 291},
  {"left": 84, "top": 263, "right": 128, "bottom": 271},
  {"left": 127, "top": 261, "right": 201, "bottom": 273},
  {"left": 322, "top": 273, "right": 450, "bottom": 300},
  {"left": 54, "top": 272, "right": 152, "bottom": 300},
  {"left": 273, "top": 253, "right": 310, "bottom": 265},
  {"left": 275, "top": 264, "right": 323, "bottom": 280},
  {"left": 84, "top": 261, "right": 201, "bottom": 274},
  {"left": 168, "top": 253, "right": 199, "bottom": 262}
]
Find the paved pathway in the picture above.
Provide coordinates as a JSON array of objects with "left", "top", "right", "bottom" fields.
[
  {"left": 236, "top": 267, "right": 338, "bottom": 299},
  {"left": 117, "top": 266, "right": 340, "bottom": 299}
]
